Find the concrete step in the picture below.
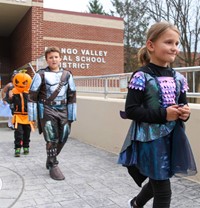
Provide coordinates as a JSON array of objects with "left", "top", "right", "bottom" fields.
[
  {"left": 0, "top": 116, "right": 8, "bottom": 120},
  {"left": 0, "top": 120, "right": 8, "bottom": 128},
  {"left": 0, "top": 116, "right": 10, "bottom": 128}
]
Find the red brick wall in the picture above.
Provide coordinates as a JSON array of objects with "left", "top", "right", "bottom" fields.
[
  {"left": 31, "top": 5, "right": 44, "bottom": 61},
  {"left": 43, "top": 9, "right": 124, "bottom": 76},
  {"left": 44, "top": 22, "right": 123, "bottom": 43}
]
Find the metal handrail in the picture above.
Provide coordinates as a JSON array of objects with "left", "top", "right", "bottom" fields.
[{"left": 74, "top": 66, "right": 200, "bottom": 100}]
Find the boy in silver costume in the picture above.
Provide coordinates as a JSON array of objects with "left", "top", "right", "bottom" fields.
[{"left": 28, "top": 46, "right": 76, "bottom": 180}]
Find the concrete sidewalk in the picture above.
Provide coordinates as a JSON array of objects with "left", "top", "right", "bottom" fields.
[{"left": 0, "top": 127, "right": 200, "bottom": 208}]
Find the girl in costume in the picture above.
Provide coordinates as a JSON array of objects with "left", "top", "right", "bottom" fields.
[
  {"left": 1, "top": 71, "right": 18, "bottom": 129},
  {"left": 118, "top": 21, "right": 197, "bottom": 208}
]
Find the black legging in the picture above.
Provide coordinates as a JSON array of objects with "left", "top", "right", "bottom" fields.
[
  {"left": 135, "top": 178, "right": 171, "bottom": 208},
  {"left": 127, "top": 166, "right": 172, "bottom": 207},
  {"left": 131, "top": 179, "right": 171, "bottom": 208}
]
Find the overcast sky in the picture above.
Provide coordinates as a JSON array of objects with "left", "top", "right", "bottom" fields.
[{"left": 43, "top": 0, "right": 114, "bottom": 13}]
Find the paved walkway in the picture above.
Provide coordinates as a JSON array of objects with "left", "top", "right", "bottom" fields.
[{"left": 0, "top": 127, "right": 200, "bottom": 208}]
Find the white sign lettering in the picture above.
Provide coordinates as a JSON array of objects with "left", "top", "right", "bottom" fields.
[{"left": 60, "top": 47, "right": 107, "bottom": 70}]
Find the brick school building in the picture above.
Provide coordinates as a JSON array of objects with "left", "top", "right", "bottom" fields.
[{"left": 0, "top": 0, "right": 124, "bottom": 87}]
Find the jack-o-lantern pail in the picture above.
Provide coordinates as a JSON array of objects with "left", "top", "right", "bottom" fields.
[{"left": 13, "top": 70, "right": 32, "bottom": 93}]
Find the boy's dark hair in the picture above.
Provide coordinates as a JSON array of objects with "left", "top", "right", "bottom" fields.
[{"left": 45, "top": 46, "right": 61, "bottom": 60}]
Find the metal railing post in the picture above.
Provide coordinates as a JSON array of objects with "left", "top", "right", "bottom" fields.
[
  {"left": 193, "top": 71, "right": 195, "bottom": 92},
  {"left": 104, "top": 78, "right": 108, "bottom": 99}
]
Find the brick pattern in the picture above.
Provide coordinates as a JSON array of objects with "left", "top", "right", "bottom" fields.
[
  {"left": 31, "top": 6, "right": 44, "bottom": 61},
  {"left": 44, "top": 22, "right": 123, "bottom": 43}
]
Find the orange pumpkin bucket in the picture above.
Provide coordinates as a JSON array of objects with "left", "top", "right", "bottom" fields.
[{"left": 13, "top": 70, "right": 32, "bottom": 93}]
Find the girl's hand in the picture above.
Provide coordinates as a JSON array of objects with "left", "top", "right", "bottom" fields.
[
  {"left": 3, "top": 100, "right": 7, "bottom": 105},
  {"left": 178, "top": 104, "right": 191, "bottom": 121},
  {"left": 166, "top": 105, "right": 180, "bottom": 121}
]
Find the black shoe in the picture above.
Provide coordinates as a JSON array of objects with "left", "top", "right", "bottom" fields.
[{"left": 128, "top": 197, "right": 143, "bottom": 208}]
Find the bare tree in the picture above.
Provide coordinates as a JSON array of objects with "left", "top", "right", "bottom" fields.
[
  {"left": 111, "top": 0, "right": 149, "bottom": 72},
  {"left": 147, "top": 0, "right": 200, "bottom": 67},
  {"left": 147, "top": 0, "right": 200, "bottom": 102}
]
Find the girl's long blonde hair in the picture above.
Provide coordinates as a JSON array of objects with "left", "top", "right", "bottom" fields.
[{"left": 138, "top": 21, "right": 180, "bottom": 65}]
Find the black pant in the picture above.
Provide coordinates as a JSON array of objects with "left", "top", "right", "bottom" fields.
[
  {"left": 14, "top": 124, "right": 31, "bottom": 149},
  {"left": 127, "top": 167, "right": 171, "bottom": 208},
  {"left": 136, "top": 179, "right": 171, "bottom": 208}
]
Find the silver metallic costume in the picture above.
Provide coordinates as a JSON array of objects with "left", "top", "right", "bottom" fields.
[{"left": 28, "top": 67, "right": 76, "bottom": 180}]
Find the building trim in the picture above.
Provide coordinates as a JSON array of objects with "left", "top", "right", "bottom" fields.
[
  {"left": 32, "top": 1, "right": 43, "bottom": 7},
  {"left": 44, "top": 11, "right": 124, "bottom": 29},
  {"left": 44, "top": 8, "right": 123, "bottom": 21}
]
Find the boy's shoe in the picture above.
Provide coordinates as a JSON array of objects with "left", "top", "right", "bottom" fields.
[
  {"left": 23, "top": 148, "right": 29, "bottom": 155},
  {"left": 15, "top": 148, "right": 21, "bottom": 157}
]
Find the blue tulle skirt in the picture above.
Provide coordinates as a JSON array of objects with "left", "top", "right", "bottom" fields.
[{"left": 118, "top": 120, "right": 197, "bottom": 180}]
